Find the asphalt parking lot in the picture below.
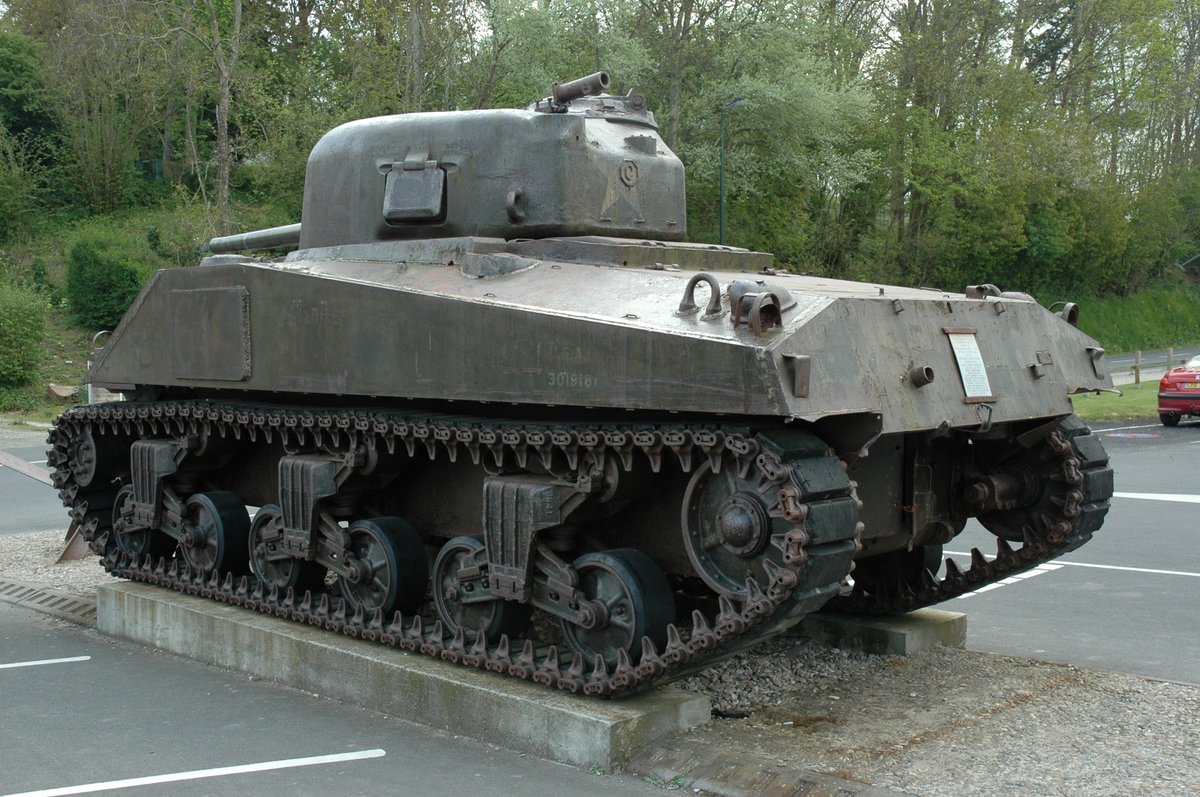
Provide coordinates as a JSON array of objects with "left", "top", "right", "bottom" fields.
[
  {"left": 947, "top": 418, "right": 1200, "bottom": 684},
  {"left": 0, "top": 601, "right": 663, "bottom": 797}
]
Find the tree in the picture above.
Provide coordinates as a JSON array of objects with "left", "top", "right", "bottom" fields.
[
  {"left": 5, "top": 0, "right": 166, "bottom": 212},
  {"left": 194, "top": 0, "right": 243, "bottom": 231},
  {"left": 0, "top": 26, "right": 56, "bottom": 146},
  {"left": 0, "top": 120, "right": 43, "bottom": 240},
  {"left": 676, "top": 13, "right": 876, "bottom": 273}
]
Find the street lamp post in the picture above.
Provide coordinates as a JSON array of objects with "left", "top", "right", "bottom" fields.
[{"left": 718, "top": 97, "right": 744, "bottom": 246}]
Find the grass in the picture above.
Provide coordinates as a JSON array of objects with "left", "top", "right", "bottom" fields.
[
  {"left": 1070, "top": 385, "right": 1159, "bottom": 421},
  {"left": 1075, "top": 284, "right": 1200, "bottom": 352}
]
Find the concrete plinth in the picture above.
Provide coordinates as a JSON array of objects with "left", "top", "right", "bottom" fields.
[
  {"left": 796, "top": 608, "right": 966, "bottom": 655},
  {"left": 96, "top": 582, "right": 709, "bottom": 769}
]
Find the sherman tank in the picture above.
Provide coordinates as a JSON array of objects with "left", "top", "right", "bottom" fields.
[{"left": 49, "top": 72, "right": 1115, "bottom": 696}]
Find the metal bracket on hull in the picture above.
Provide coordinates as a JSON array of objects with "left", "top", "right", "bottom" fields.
[
  {"left": 1086, "top": 345, "right": 1107, "bottom": 379},
  {"left": 265, "top": 447, "right": 388, "bottom": 572}
]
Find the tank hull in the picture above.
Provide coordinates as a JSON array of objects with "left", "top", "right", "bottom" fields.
[{"left": 90, "top": 238, "right": 1110, "bottom": 435}]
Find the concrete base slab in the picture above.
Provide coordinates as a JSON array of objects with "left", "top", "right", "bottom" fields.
[
  {"left": 796, "top": 608, "right": 966, "bottom": 656},
  {"left": 96, "top": 582, "right": 710, "bottom": 770}
]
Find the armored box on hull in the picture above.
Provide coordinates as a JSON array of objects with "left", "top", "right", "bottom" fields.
[{"left": 51, "top": 73, "right": 1115, "bottom": 696}]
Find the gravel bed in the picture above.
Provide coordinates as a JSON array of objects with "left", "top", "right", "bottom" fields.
[
  {"left": 0, "top": 529, "right": 112, "bottom": 595},
  {"left": 0, "top": 421, "right": 53, "bottom": 449},
  {"left": 677, "top": 637, "right": 1200, "bottom": 796}
]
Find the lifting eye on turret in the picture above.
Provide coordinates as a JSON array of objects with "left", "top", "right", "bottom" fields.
[{"left": 1049, "top": 301, "right": 1080, "bottom": 326}]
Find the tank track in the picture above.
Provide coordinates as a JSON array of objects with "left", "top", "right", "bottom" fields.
[
  {"left": 47, "top": 399, "right": 861, "bottom": 696},
  {"left": 826, "top": 416, "right": 1113, "bottom": 616}
]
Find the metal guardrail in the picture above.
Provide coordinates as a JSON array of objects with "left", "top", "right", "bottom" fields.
[{"left": 1109, "top": 348, "right": 1192, "bottom": 387}]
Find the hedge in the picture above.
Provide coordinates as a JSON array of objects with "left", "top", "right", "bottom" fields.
[
  {"left": 66, "top": 234, "right": 146, "bottom": 330},
  {"left": 0, "top": 282, "right": 48, "bottom": 387}
]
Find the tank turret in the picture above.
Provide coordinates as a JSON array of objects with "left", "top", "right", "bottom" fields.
[{"left": 207, "top": 73, "right": 686, "bottom": 253}]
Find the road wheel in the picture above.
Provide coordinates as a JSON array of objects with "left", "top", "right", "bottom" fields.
[
  {"left": 180, "top": 491, "right": 250, "bottom": 575},
  {"left": 560, "top": 549, "right": 674, "bottom": 666},
  {"left": 339, "top": 517, "right": 427, "bottom": 616},
  {"left": 432, "top": 536, "right": 531, "bottom": 640}
]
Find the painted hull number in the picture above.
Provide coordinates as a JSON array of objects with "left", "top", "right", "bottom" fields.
[{"left": 547, "top": 371, "right": 596, "bottom": 388}]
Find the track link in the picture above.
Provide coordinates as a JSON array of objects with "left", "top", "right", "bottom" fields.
[{"left": 48, "top": 399, "right": 861, "bottom": 696}]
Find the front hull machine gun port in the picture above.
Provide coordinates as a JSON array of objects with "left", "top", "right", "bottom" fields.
[{"left": 51, "top": 71, "right": 1115, "bottom": 697}]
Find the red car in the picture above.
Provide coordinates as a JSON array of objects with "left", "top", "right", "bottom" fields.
[{"left": 1159, "top": 354, "right": 1200, "bottom": 426}]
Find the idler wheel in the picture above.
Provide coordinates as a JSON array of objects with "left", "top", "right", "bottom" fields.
[
  {"left": 111, "top": 484, "right": 176, "bottom": 560},
  {"left": 560, "top": 549, "right": 673, "bottom": 667},
  {"left": 67, "top": 426, "right": 124, "bottom": 489},
  {"left": 432, "top": 536, "right": 531, "bottom": 641},
  {"left": 179, "top": 491, "right": 250, "bottom": 575},
  {"left": 248, "top": 504, "right": 326, "bottom": 593},
  {"left": 338, "top": 517, "right": 427, "bottom": 616},
  {"left": 972, "top": 417, "right": 1110, "bottom": 545},
  {"left": 682, "top": 459, "right": 784, "bottom": 599}
]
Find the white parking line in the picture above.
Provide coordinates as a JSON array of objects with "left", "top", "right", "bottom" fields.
[
  {"left": 954, "top": 563, "right": 1063, "bottom": 598},
  {"left": 946, "top": 551, "right": 1200, "bottom": 579},
  {"left": 1, "top": 749, "right": 387, "bottom": 797},
  {"left": 0, "top": 656, "right": 91, "bottom": 671},
  {"left": 1114, "top": 491, "right": 1200, "bottom": 504},
  {"left": 1039, "top": 560, "right": 1200, "bottom": 579},
  {"left": 1100, "top": 423, "right": 1163, "bottom": 432}
]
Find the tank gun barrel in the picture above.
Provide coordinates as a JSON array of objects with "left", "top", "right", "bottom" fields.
[
  {"left": 206, "top": 223, "right": 302, "bottom": 254},
  {"left": 552, "top": 71, "right": 611, "bottom": 104}
]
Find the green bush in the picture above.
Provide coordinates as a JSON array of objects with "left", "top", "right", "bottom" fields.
[
  {"left": 66, "top": 233, "right": 147, "bottom": 330},
  {"left": 0, "top": 281, "right": 49, "bottom": 387}
]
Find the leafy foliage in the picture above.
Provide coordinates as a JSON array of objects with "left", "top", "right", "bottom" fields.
[
  {"left": 0, "top": 279, "right": 48, "bottom": 387},
  {"left": 66, "top": 232, "right": 153, "bottom": 331},
  {"left": 0, "top": 0, "right": 1199, "bottom": 300},
  {"left": 0, "top": 27, "right": 55, "bottom": 145},
  {"left": 0, "top": 122, "right": 43, "bottom": 241}
]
